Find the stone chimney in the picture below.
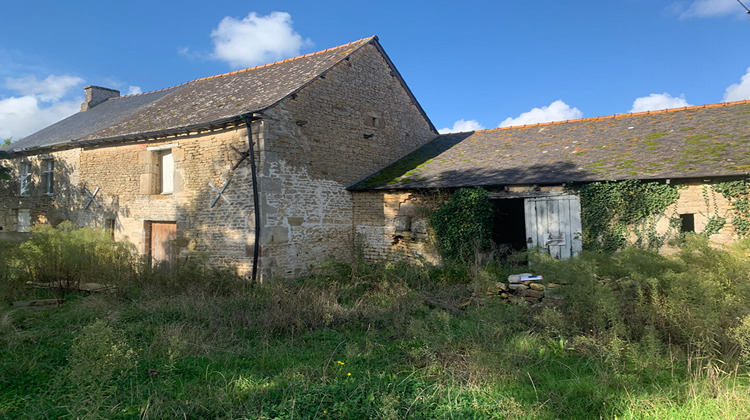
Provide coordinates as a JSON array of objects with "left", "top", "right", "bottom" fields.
[{"left": 80, "top": 86, "right": 120, "bottom": 111}]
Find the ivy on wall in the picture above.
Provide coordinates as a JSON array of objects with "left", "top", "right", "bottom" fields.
[
  {"left": 430, "top": 187, "right": 494, "bottom": 262},
  {"left": 714, "top": 180, "right": 750, "bottom": 238},
  {"left": 576, "top": 180, "right": 680, "bottom": 253},
  {"left": 699, "top": 185, "right": 726, "bottom": 239}
]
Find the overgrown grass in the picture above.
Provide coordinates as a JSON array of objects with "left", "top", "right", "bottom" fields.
[{"left": 2, "top": 226, "right": 750, "bottom": 418}]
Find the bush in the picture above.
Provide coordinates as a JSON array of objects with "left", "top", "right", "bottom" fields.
[
  {"left": 15, "top": 222, "right": 134, "bottom": 289},
  {"left": 430, "top": 187, "right": 494, "bottom": 263},
  {"left": 533, "top": 237, "right": 750, "bottom": 365}
]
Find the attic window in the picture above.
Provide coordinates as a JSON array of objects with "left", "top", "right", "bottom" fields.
[{"left": 364, "top": 112, "right": 385, "bottom": 128}]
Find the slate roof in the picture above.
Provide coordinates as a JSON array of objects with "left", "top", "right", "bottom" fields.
[
  {"left": 6, "top": 36, "right": 398, "bottom": 153},
  {"left": 354, "top": 101, "right": 750, "bottom": 190}
]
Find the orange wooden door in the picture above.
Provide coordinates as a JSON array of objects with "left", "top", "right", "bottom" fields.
[{"left": 151, "top": 222, "right": 176, "bottom": 264}]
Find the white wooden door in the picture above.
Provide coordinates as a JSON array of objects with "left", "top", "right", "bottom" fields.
[{"left": 524, "top": 195, "right": 582, "bottom": 258}]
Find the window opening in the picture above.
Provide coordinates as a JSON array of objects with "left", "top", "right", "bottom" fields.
[
  {"left": 41, "top": 159, "right": 54, "bottom": 195},
  {"left": 17, "top": 209, "right": 30, "bottom": 232},
  {"left": 160, "top": 150, "right": 174, "bottom": 194},
  {"left": 680, "top": 213, "right": 695, "bottom": 233},
  {"left": 19, "top": 162, "right": 31, "bottom": 196}
]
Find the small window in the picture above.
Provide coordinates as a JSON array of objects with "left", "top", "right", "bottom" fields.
[
  {"left": 19, "top": 162, "right": 31, "bottom": 196},
  {"left": 364, "top": 112, "right": 385, "bottom": 128},
  {"left": 17, "top": 209, "right": 30, "bottom": 232},
  {"left": 41, "top": 159, "right": 54, "bottom": 195},
  {"left": 680, "top": 213, "right": 695, "bottom": 233},
  {"left": 159, "top": 150, "right": 174, "bottom": 194}
]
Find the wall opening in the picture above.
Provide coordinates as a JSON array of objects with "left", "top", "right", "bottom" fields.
[
  {"left": 680, "top": 213, "right": 695, "bottom": 233},
  {"left": 491, "top": 198, "right": 527, "bottom": 252}
]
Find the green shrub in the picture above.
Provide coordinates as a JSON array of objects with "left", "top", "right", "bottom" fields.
[
  {"left": 430, "top": 187, "right": 494, "bottom": 263},
  {"left": 15, "top": 222, "right": 134, "bottom": 288},
  {"left": 534, "top": 238, "right": 750, "bottom": 365}
]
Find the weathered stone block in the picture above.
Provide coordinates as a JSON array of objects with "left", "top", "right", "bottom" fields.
[
  {"left": 287, "top": 217, "right": 304, "bottom": 226},
  {"left": 411, "top": 218, "right": 428, "bottom": 234},
  {"left": 522, "top": 289, "right": 544, "bottom": 299},
  {"left": 394, "top": 215, "right": 411, "bottom": 231}
]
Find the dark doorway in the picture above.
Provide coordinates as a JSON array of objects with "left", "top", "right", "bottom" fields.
[{"left": 492, "top": 199, "right": 527, "bottom": 251}]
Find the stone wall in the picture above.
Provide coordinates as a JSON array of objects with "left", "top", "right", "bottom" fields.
[
  {"left": 353, "top": 191, "right": 440, "bottom": 264},
  {"left": 659, "top": 182, "right": 735, "bottom": 246},
  {"left": 78, "top": 126, "right": 262, "bottom": 274},
  {"left": 0, "top": 127, "right": 261, "bottom": 275},
  {"left": 254, "top": 42, "right": 436, "bottom": 278},
  {"left": 0, "top": 148, "right": 82, "bottom": 233}
]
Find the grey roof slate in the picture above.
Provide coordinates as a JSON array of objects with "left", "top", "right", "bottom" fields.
[
  {"left": 5, "top": 36, "right": 378, "bottom": 153},
  {"left": 354, "top": 101, "right": 750, "bottom": 190}
]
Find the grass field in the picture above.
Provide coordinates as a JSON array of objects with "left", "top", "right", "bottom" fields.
[{"left": 2, "top": 227, "right": 750, "bottom": 419}]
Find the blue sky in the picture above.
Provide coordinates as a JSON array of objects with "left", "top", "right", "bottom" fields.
[{"left": 1, "top": 0, "right": 749, "bottom": 139}]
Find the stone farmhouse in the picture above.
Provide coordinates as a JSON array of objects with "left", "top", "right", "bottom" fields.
[
  {"left": 2, "top": 35, "right": 750, "bottom": 278},
  {"left": 0, "top": 36, "right": 436, "bottom": 281}
]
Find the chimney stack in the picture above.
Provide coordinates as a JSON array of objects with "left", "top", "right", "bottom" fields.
[{"left": 80, "top": 86, "right": 120, "bottom": 111}]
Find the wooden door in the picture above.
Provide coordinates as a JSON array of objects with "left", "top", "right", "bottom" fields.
[
  {"left": 150, "top": 222, "right": 176, "bottom": 265},
  {"left": 524, "top": 195, "right": 582, "bottom": 259}
]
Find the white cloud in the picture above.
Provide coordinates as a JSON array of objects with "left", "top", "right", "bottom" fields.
[
  {"left": 724, "top": 67, "right": 750, "bottom": 101},
  {"left": 0, "top": 95, "right": 80, "bottom": 139},
  {"left": 127, "top": 86, "right": 142, "bottom": 95},
  {"left": 630, "top": 93, "right": 691, "bottom": 112},
  {"left": 498, "top": 100, "right": 583, "bottom": 128},
  {"left": 0, "top": 74, "right": 83, "bottom": 139},
  {"left": 438, "top": 119, "right": 485, "bottom": 134},
  {"left": 210, "top": 11, "right": 312, "bottom": 69},
  {"left": 5, "top": 75, "right": 83, "bottom": 102},
  {"left": 675, "top": 0, "right": 742, "bottom": 18}
]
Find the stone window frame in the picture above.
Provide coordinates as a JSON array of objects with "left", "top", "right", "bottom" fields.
[
  {"left": 41, "top": 158, "right": 54, "bottom": 196},
  {"left": 146, "top": 143, "right": 178, "bottom": 195},
  {"left": 18, "top": 161, "right": 32, "bottom": 196}
]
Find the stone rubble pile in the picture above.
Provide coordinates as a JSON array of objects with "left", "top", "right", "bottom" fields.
[{"left": 488, "top": 272, "right": 564, "bottom": 306}]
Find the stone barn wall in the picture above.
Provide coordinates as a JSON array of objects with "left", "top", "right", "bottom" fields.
[{"left": 254, "top": 42, "right": 436, "bottom": 277}]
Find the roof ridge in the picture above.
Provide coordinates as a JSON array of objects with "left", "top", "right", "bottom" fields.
[
  {"left": 112, "top": 83, "right": 188, "bottom": 100},
  {"left": 191, "top": 35, "right": 376, "bottom": 83},
  {"left": 462, "top": 99, "right": 750, "bottom": 134},
  {"left": 111, "top": 36, "right": 378, "bottom": 100}
]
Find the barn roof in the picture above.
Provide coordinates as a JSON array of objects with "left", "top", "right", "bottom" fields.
[
  {"left": 6, "top": 36, "right": 410, "bottom": 154},
  {"left": 353, "top": 100, "right": 750, "bottom": 190}
]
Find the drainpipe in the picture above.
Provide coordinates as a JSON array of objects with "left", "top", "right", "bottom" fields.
[{"left": 242, "top": 114, "right": 261, "bottom": 284}]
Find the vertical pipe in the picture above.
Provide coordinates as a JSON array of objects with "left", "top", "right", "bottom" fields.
[{"left": 242, "top": 114, "right": 261, "bottom": 284}]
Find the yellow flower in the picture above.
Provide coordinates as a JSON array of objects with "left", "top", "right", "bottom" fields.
[
  {"left": 337, "top": 361, "right": 345, "bottom": 365},
  {"left": 347, "top": 372, "right": 351, "bottom": 376}
]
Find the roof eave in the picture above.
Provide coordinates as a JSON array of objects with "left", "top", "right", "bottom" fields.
[{"left": 3, "top": 112, "right": 265, "bottom": 157}]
